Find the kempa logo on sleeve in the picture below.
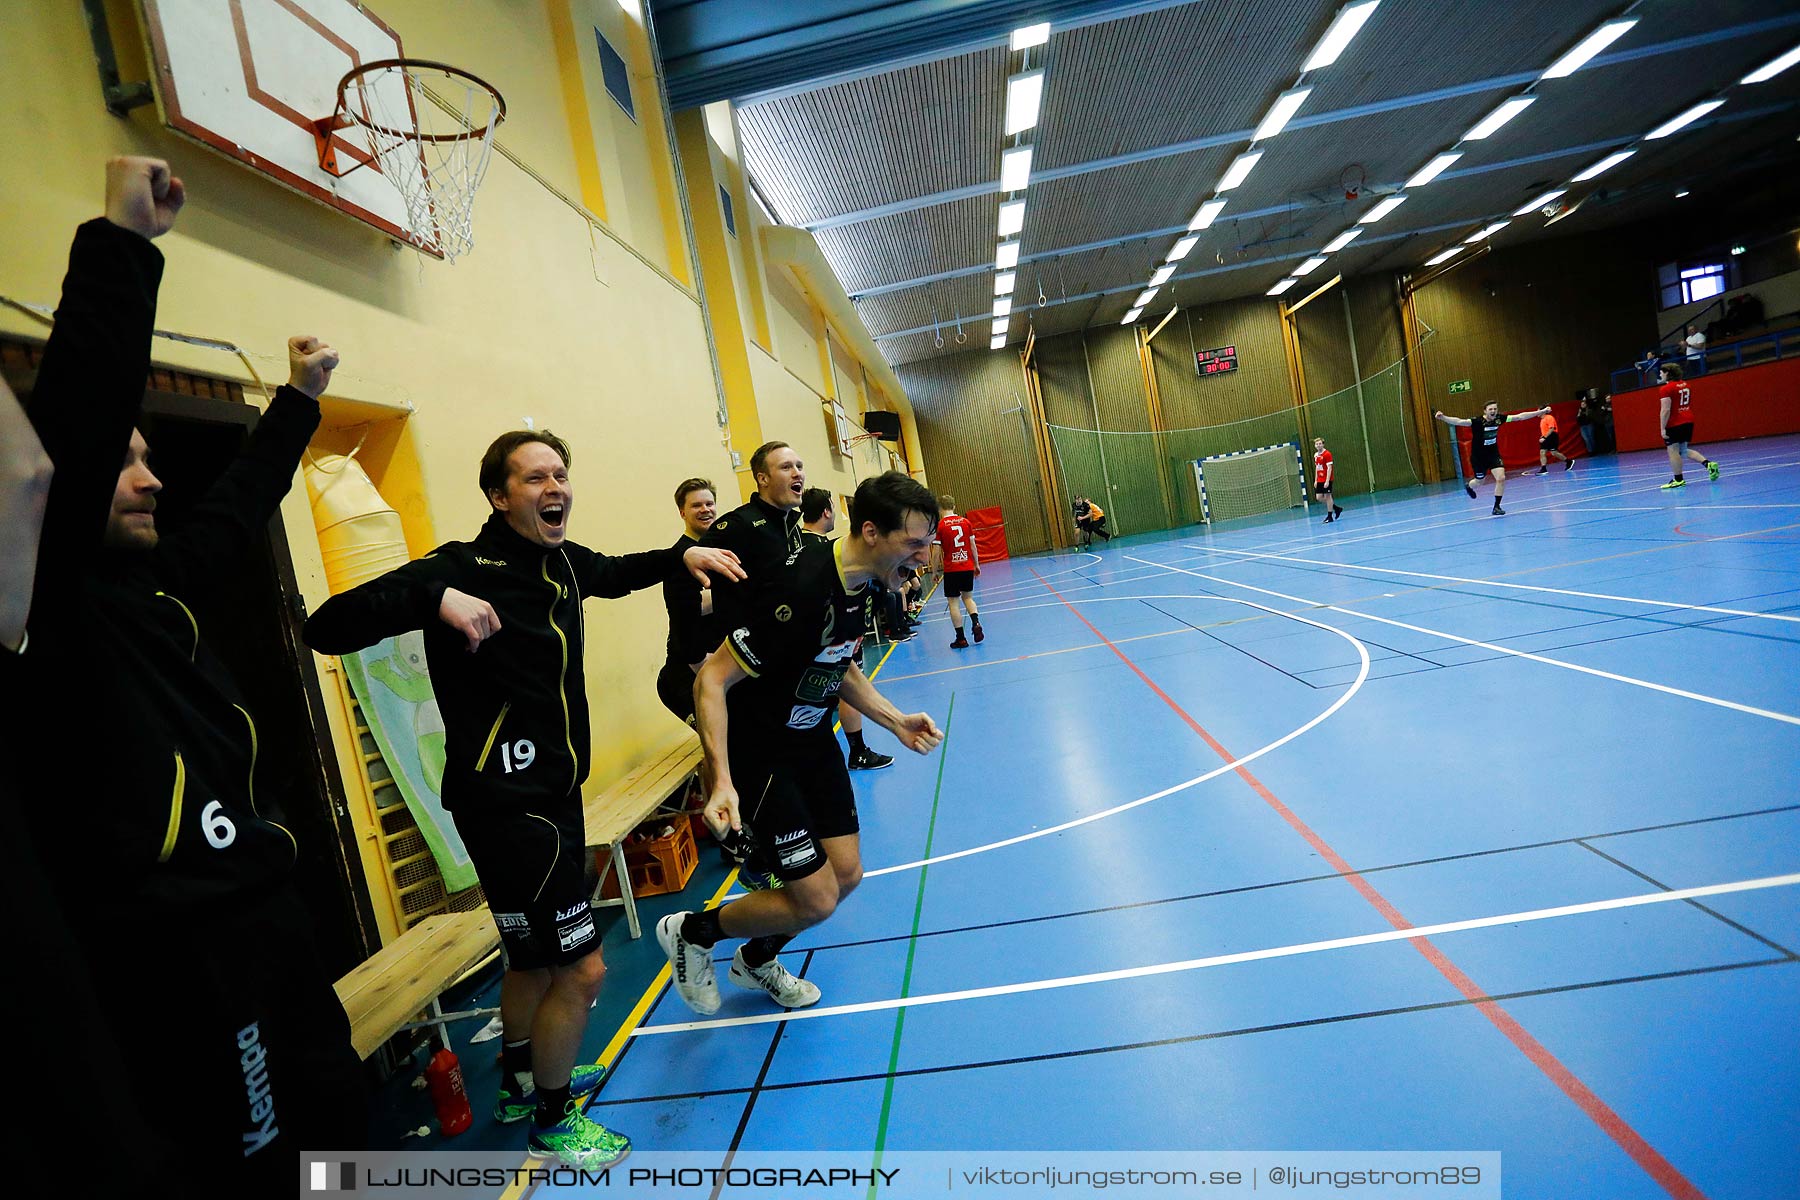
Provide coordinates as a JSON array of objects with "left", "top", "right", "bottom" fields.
[{"left": 238, "top": 1021, "right": 280, "bottom": 1157}]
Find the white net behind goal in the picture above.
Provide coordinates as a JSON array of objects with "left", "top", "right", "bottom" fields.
[{"left": 1194, "top": 444, "right": 1306, "bottom": 523}]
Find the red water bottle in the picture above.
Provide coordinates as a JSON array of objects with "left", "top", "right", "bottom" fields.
[{"left": 424, "top": 1048, "right": 473, "bottom": 1136}]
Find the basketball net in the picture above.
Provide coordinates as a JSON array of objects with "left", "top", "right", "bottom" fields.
[{"left": 335, "top": 63, "right": 503, "bottom": 263}]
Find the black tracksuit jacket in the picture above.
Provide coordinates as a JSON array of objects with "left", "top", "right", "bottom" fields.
[{"left": 302, "top": 514, "right": 676, "bottom": 811}]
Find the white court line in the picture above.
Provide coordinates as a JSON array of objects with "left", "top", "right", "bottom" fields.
[
  {"left": 1178, "top": 544, "right": 1800, "bottom": 627},
  {"left": 1129, "top": 555, "right": 1800, "bottom": 727},
  {"left": 636, "top": 871, "right": 1800, "bottom": 1035},
  {"left": 865, "top": 594, "right": 1369, "bottom": 877}
]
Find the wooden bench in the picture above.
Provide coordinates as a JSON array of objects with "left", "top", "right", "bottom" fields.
[
  {"left": 334, "top": 908, "right": 501, "bottom": 1059},
  {"left": 584, "top": 734, "right": 705, "bottom": 938}
]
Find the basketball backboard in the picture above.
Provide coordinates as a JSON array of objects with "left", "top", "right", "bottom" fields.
[{"left": 138, "top": 0, "right": 430, "bottom": 249}]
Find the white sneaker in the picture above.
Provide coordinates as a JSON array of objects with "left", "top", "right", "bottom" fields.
[
  {"left": 728, "top": 948, "right": 822, "bottom": 1009},
  {"left": 656, "top": 913, "right": 720, "bottom": 1015}
]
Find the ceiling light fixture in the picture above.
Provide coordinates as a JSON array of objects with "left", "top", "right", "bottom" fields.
[
  {"left": 1425, "top": 246, "right": 1463, "bottom": 266},
  {"left": 1463, "top": 96, "right": 1536, "bottom": 141},
  {"left": 995, "top": 271, "right": 1016, "bottom": 294},
  {"left": 1010, "top": 23, "right": 1050, "bottom": 51},
  {"left": 1005, "top": 69, "right": 1046, "bottom": 135},
  {"left": 1464, "top": 220, "right": 1510, "bottom": 243},
  {"left": 1675, "top": 190, "right": 1690, "bottom": 198},
  {"left": 1267, "top": 278, "right": 1299, "bottom": 296},
  {"left": 1645, "top": 99, "right": 1726, "bottom": 140},
  {"left": 1188, "top": 198, "right": 1229, "bottom": 230},
  {"left": 998, "top": 198, "right": 1026, "bottom": 236},
  {"left": 991, "top": 317, "right": 1009, "bottom": 335},
  {"left": 1405, "top": 152, "right": 1462, "bottom": 187},
  {"left": 1293, "top": 256, "right": 1329, "bottom": 276},
  {"left": 1571, "top": 149, "right": 1634, "bottom": 181},
  {"left": 1121, "top": 307, "right": 1144, "bottom": 325},
  {"left": 993, "top": 297, "right": 1012, "bottom": 318},
  {"left": 1512, "top": 188, "right": 1566, "bottom": 215},
  {"left": 1217, "top": 149, "right": 1263, "bottom": 191},
  {"left": 1135, "top": 288, "right": 1160, "bottom": 308},
  {"left": 1322, "top": 227, "right": 1363, "bottom": 252},
  {"left": 1000, "top": 144, "right": 1034, "bottom": 192},
  {"left": 991, "top": 334, "right": 1008, "bottom": 350},
  {"left": 1541, "top": 18, "right": 1638, "bottom": 80},
  {"left": 1742, "top": 42, "right": 1800, "bottom": 84},
  {"left": 1303, "top": 0, "right": 1381, "bottom": 71},
  {"left": 1253, "top": 86, "right": 1314, "bottom": 142},
  {"left": 1361, "top": 194, "right": 1408, "bottom": 223},
  {"left": 996, "top": 240, "right": 1020, "bottom": 270},
  {"left": 1150, "top": 264, "right": 1176, "bottom": 286},
  {"left": 1167, "top": 235, "right": 1200, "bottom": 261}
]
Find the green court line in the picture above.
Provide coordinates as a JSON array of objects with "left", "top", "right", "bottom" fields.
[{"left": 868, "top": 692, "right": 955, "bottom": 1197}]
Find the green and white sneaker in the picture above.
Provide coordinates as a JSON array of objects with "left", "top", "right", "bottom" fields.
[
  {"left": 1706, "top": 460, "right": 1720, "bottom": 481},
  {"left": 495, "top": 1063, "right": 610, "bottom": 1124},
  {"left": 528, "top": 1104, "right": 631, "bottom": 1168},
  {"left": 1661, "top": 478, "right": 1686, "bottom": 490}
]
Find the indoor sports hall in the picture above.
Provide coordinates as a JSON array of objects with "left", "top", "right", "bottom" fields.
[{"left": 2, "top": 2, "right": 1796, "bottom": 1200}]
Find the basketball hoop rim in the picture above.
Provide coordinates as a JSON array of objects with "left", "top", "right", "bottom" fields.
[{"left": 330, "top": 58, "right": 507, "bottom": 142}]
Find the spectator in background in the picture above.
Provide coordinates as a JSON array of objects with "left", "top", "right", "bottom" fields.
[
  {"left": 1636, "top": 348, "right": 1665, "bottom": 387},
  {"left": 1576, "top": 392, "right": 1598, "bottom": 457},
  {"left": 1590, "top": 388, "right": 1615, "bottom": 453},
  {"left": 1685, "top": 324, "right": 1707, "bottom": 375}
]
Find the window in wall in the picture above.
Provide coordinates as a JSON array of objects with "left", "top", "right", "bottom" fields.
[
  {"left": 1657, "top": 258, "right": 1734, "bottom": 309},
  {"left": 594, "top": 29, "right": 635, "bottom": 120},
  {"left": 720, "top": 185, "right": 736, "bottom": 237}
]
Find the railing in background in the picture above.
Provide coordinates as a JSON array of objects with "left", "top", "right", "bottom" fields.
[{"left": 1609, "top": 325, "right": 1799, "bottom": 394}]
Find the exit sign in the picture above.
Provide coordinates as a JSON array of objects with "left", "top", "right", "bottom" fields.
[{"left": 1448, "top": 379, "right": 1472, "bottom": 393}]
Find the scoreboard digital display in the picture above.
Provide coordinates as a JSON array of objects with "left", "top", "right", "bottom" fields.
[{"left": 1196, "top": 345, "right": 1239, "bottom": 376}]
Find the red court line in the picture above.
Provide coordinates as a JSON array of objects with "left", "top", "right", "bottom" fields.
[{"left": 1031, "top": 570, "right": 1709, "bottom": 1200}]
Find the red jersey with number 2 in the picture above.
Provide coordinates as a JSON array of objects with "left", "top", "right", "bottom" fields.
[
  {"left": 1660, "top": 380, "right": 1694, "bottom": 423},
  {"left": 938, "top": 514, "right": 976, "bottom": 571}
]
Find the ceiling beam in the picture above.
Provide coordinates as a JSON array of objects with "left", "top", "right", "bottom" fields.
[
  {"left": 801, "top": 13, "right": 1800, "bottom": 234},
  {"left": 870, "top": 103, "right": 1797, "bottom": 344},
  {"left": 850, "top": 101, "right": 1796, "bottom": 303}
]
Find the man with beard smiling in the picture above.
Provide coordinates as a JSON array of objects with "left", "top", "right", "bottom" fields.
[{"left": 302, "top": 431, "right": 742, "bottom": 1167}]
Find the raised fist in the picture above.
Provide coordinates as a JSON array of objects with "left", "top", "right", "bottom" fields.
[
  {"left": 104, "top": 157, "right": 186, "bottom": 240},
  {"left": 287, "top": 336, "right": 341, "bottom": 399}
]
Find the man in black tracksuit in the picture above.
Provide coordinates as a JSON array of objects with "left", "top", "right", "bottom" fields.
[
  {"left": 656, "top": 476, "right": 720, "bottom": 727},
  {"left": 700, "top": 439, "right": 805, "bottom": 638},
  {"left": 16, "top": 157, "right": 364, "bottom": 1192},
  {"left": 301, "top": 432, "right": 741, "bottom": 1166}
]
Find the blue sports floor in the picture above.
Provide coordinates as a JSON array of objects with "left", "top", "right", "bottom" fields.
[{"left": 530, "top": 437, "right": 1798, "bottom": 1198}]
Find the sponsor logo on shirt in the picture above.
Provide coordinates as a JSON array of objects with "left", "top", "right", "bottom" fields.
[
  {"left": 475, "top": 556, "right": 508, "bottom": 567},
  {"left": 775, "top": 604, "right": 792, "bottom": 622},
  {"left": 786, "top": 704, "right": 830, "bottom": 730}
]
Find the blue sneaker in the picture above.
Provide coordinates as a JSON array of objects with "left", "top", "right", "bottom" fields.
[{"left": 495, "top": 1063, "right": 609, "bottom": 1124}]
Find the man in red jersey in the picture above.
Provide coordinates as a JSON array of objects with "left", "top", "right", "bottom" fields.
[
  {"left": 1656, "top": 362, "right": 1721, "bottom": 490},
  {"left": 934, "top": 494, "right": 985, "bottom": 649},
  {"left": 1312, "top": 437, "right": 1345, "bottom": 524}
]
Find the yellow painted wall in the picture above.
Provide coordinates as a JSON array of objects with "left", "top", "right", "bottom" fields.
[{"left": 0, "top": 2, "right": 731, "bottom": 816}]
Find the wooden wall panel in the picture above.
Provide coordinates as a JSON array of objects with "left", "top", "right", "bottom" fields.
[
  {"left": 896, "top": 347, "right": 1052, "bottom": 554},
  {"left": 1413, "top": 231, "right": 1656, "bottom": 418}
]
